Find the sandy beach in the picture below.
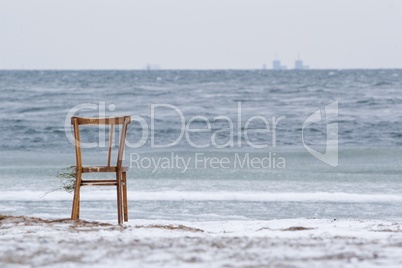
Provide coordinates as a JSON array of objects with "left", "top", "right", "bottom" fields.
[{"left": 1, "top": 215, "right": 401, "bottom": 267}]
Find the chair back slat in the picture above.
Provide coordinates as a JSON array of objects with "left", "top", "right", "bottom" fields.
[
  {"left": 72, "top": 118, "right": 83, "bottom": 171},
  {"left": 107, "top": 124, "right": 115, "bottom": 167},
  {"left": 117, "top": 117, "right": 130, "bottom": 168},
  {"left": 71, "top": 116, "right": 131, "bottom": 125}
]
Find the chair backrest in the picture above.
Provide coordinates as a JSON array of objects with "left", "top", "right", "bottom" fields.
[{"left": 71, "top": 116, "right": 131, "bottom": 170}]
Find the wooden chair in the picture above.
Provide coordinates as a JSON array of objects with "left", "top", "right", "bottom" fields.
[{"left": 70, "top": 116, "right": 131, "bottom": 225}]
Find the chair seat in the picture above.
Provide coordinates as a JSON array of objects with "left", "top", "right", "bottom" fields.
[
  {"left": 81, "top": 166, "right": 129, "bottom": 173},
  {"left": 80, "top": 179, "right": 119, "bottom": 186}
]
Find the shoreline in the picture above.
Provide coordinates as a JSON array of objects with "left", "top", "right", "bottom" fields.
[{"left": 1, "top": 215, "right": 402, "bottom": 267}]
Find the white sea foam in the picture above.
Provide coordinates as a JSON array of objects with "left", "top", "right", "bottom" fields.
[{"left": 1, "top": 190, "right": 402, "bottom": 203}]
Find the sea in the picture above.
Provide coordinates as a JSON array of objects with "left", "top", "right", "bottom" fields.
[{"left": 0, "top": 70, "right": 401, "bottom": 222}]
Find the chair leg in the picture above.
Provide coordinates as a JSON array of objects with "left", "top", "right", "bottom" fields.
[
  {"left": 116, "top": 171, "right": 123, "bottom": 225},
  {"left": 123, "top": 172, "right": 128, "bottom": 222},
  {"left": 71, "top": 172, "right": 82, "bottom": 220}
]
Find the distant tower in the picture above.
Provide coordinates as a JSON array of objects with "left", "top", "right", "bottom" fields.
[
  {"left": 295, "top": 60, "right": 304, "bottom": 70},
  {"left": 294, "top": 54, "right": 309, "bottom": 70},
  {"left": 272, "top": 60, "right": 282, "bottom": 70},
  {"left": 145, "top": 64, "right": 161, "bottom": 70},
  {"left": 273, "top": 53, "right": 287, "bottom": 70}
]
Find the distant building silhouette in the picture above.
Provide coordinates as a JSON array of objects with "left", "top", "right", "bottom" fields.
[
  {"left": 272, "top": 60, "right": 281, "bottom": 70},
  {"left": 294, "top": 60, "right": 309, "bottom": 70},
  {"left": 144, "top": 64, "right": 161, "bottom": 70},
  {"left": 295, "top": 60, "right": 303, "bottom": 69},
  {"left": 272, "top": 60, "right": 287, "bottom": 70}
]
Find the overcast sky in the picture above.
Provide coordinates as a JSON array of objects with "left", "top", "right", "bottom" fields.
[{"left": 0, "top": 0, "right": 401, "bottom": 69}]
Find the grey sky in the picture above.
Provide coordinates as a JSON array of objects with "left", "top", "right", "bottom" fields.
[{"left": 0, "top": 0, "right": 401, "bottom": 69}]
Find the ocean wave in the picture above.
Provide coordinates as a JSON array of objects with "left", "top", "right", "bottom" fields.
[
  {"left": 1, "top": 70, "right": 402, "bottom": 150},
  {"left": 1, "top": 190, "right": 402, "bottom": 203}
]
